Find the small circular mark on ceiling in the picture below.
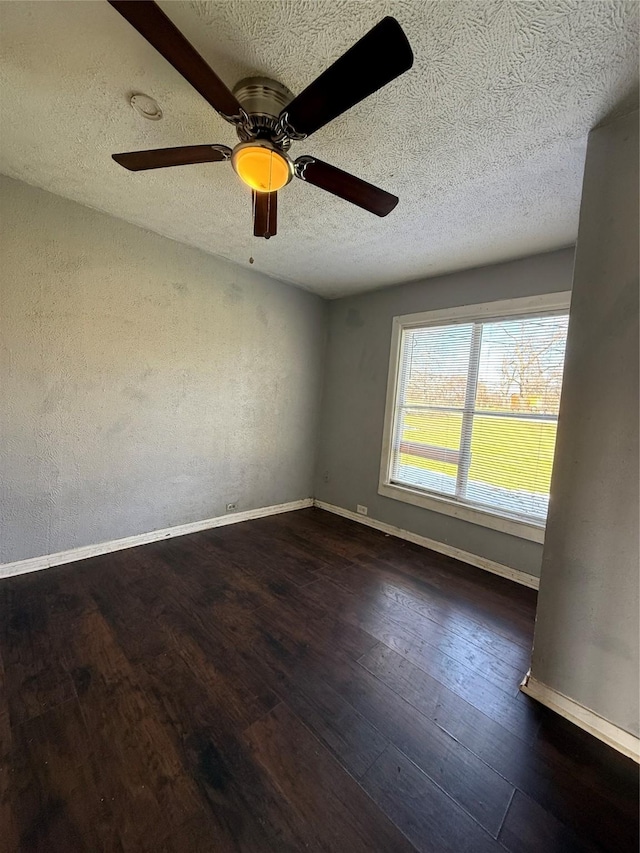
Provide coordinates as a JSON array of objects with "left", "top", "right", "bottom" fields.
[{"left": 130, "top": 93, "right": 162, "bottom": 121}]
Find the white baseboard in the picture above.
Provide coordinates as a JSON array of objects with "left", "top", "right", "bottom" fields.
[
  {"left": 0, "top": 498, "right": 313, "bottom": 580},
  {"left": 313, "top": 500, "right": 540, "bottom": 590},
  {"left": 520, "top": 672, "right": 640, "bottom": 763},
  {"left": 1, "top": 497, "right": 539, "bottom": 592}
]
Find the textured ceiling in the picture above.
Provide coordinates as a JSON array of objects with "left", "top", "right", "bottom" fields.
[{"left": 0, "top": 1, "right": 637, "bottom": 297}]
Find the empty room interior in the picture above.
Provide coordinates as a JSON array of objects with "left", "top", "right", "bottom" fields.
[{"left": 1, "top": 1, "right": 639, "bottom": 851}]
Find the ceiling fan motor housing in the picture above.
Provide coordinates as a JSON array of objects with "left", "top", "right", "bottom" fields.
[{"left": 232, "top": 76, "right": 295, "bottom": 147}]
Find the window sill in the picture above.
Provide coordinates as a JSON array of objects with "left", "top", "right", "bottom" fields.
[{"left": 378, "top": 481, "right": 546, "bottom": 544}]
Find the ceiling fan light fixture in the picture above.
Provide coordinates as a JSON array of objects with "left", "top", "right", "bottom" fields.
[{"left": 231, "top": 141, "right": 292, "bottom": 192}]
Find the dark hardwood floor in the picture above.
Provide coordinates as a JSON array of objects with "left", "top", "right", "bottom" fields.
[{"left": 1, "top": 508, "right": 637, "bottom": 852}]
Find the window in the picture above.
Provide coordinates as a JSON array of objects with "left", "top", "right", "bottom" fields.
[{"left": 379, "top": 294, "right": 571, "bottom": 542}]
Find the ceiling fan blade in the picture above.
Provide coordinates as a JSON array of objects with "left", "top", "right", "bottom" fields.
[
  {"left": 294, "top": 157, "right": 398, "bottom": 217},
  {"left": 108, "top": 1, "right": 243, "bottom": 123},
  {"left": 252, "top": 191, "right": 277, "bottom": 238},
  {"left": 280, "top": 17, "right": 413, "bottom": 139},
  {"left": 112, "top": 145, "right": 231, "bottom": 171}
]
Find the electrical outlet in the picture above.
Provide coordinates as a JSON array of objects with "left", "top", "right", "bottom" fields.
[
  {"left": 226, "top": 502, "right": 238, "bottom": 512},
  {"left": 356, "top": 504, "right": 368, "bottom": 516}
]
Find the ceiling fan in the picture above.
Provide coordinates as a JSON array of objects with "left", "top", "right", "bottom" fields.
[{"left": 108, "top": 1, "right": 413, "bottom": 238}]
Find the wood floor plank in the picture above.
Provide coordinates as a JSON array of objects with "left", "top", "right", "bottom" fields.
[
  {"left": 0, "top": 643, "right": 20, "bottom": 853},
  {"left": 360, "top": 640, "right": 542, "bottom": 742},
  {"left": 132, "top": 637, "right": 327, "bottom": 851},
  {"left": 7, "top": 699, "right": 116, "bottom": 853},
  {"left": 268, "top": 509, "right": 376, "bottom": 560},
  {"left": 140, "top": 533, "right": 288, "bottom": 614},
  {"left": 251, "top": 512, "right": 357, "bottom": 570},
  {"left": 135, "top": 653, "right": 294, "bottom": 852},
  {"left": 431, "top": 687, "right": 639, "bottom": 852},
  {"left": 534, "top": 709, "right": 639, "bottom": 809},
  {"left": 104, "top": 564, "right": 356, "bottom": 851},
  {"left": 499, "top": 790, "right": 599, "bottom": 853},
  {"left": 156, "top": 813, "right": 251, "bottom": 853},
  {"left": 0, "top": 580, "right": 77, "bottom": 727},
  {"left": 1, "top": 508, "right": 636, "bottom": 852},
  {"left": 300, "top": 509, "right": 537, "bottom": 611},
  {"left": 244, "top": 702, "right": 416, "bottom": 853},
  {"left": 274, "top": 510, "right": 537, "bottom": 648},
  {"left": 361, "top": 744, "right": 505, "bottom": 853},
  {"left": 313, "top": 555, "right": 532, "bottom": 665},
  {"left": 250, "top": 588, "right": 381, "bottom": 664},
  {"left": 90, "top": 550, "right": 283, "bottom": 731},
  {"left": 334, "top": 657, "right": 514, "bottom": 835},
  {"left": 304, "top": 574, "right": 527, "bottom": 694},
  {"left": 241, "top": 594, "right": 515, "bottom": 836},
  {"left": 212, "top": 609, "right": 389, "bottom": 779},
  {"left": 202, "top": 526, "right": 322, "bottom": 587},
  {"left": 370, "top": 553, "right": 536, "bottom": 641},
  {"left": 172, "top": 568, "right": 390, "bottom": 781},
  {"left": 58, "top": 607, "right": 212, "bottom": 850}
]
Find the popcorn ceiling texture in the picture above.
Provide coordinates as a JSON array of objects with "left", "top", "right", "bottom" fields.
[{"left": 0, "top": 0, "right": 638, "bottom": 297}]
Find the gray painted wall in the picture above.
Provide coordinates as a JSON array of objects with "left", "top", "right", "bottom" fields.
[
  {"left": 314, "top": 248, "right": 575, "bottom": 579},
  {"left": 530, "top": 112, "right": 639, "bottom": 736},
  {"left": 0, "top": 176, "right": 326, "bottom": 564}
]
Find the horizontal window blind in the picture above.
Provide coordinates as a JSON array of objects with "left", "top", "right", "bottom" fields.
[{"left": 390, "top": 312, "right": 569, "bottom": 523}]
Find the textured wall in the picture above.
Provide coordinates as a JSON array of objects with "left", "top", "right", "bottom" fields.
[
  {"left": 314, "top": 248, "right": 575, "bottom": 578},
  {"left": 0, "top": 176, "right": 326, "bottom": 564},
  {"left": 0, "top": 1, "right": 637, "bottom": 295},
  {"left": 530, "top": 112, "right": 639, "bottom": 736}
]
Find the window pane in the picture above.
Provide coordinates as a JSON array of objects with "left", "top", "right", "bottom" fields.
[
  {"left": 402, "top": 324, "right": 473, "bottom": 408},
  {"left": 391, "top": 409, "right": 462, "bottom": 496},
  {"left": 388, "top": 309, "right": 568, "bottom": 526},
  {"left": 466, "top": 414, "right": 558, "bottom": 520},
  {"left": 476, "top": 315, "right": 569, "bottom": 415}
]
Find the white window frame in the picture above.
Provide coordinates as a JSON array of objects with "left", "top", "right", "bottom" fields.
[{"left": 378, "top": 292, "right": 572, "bottom": 544}]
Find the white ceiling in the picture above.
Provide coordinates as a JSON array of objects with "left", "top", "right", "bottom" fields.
[{"left": 0, "top": 1, "right": 637, "bottom": 297}]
